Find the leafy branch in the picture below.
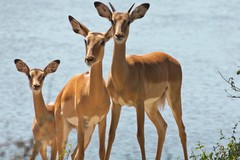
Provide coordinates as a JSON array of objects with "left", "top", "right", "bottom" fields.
[{"left": 218, "top": 69, "right": 240, "bottom": 98}]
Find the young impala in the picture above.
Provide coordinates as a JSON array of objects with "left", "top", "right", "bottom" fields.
[
  {"left": 94, "top": 2, "right": 188, "bottom": 160},
  {"left": 54, "top": 16, "right": 111, "bottom": 160},
  {"left": 14, "top": 59, "right": 60, "bottom": 160}
]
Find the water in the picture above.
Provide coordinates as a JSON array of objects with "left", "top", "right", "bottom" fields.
[{"left": 1, "top": 0, "right": 240, "bottom": 159}]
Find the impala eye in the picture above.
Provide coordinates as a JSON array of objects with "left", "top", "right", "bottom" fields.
[
  {"left": 100, "top": 40, "right": 105, "bottom": 46},
  {"left": 84, "top": 39, "right": 87, "bottom": 45},
  {"left": 39, "top": 75, "right": 45, "bottom": 80},
  {"left": 110, "top": 19, "right": 115, "bottom": 25}
]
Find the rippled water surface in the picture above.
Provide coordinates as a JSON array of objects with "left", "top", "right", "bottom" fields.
[{"left": 1, "top": 0, "right": 240, "bottom": 159}]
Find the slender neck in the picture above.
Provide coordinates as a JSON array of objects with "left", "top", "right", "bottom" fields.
[
  {"left": 111, "top": 41, "right": 128, "bottom": 84},
  {"left": 89, "top": 60, "right": 104, "bottom": 94},
  {"left": 32, "top": 91, "right": 49, "bottom": 122}
]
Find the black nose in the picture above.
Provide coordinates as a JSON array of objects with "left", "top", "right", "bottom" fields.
[
  {"left": 115, "top": 33, "right": 124, "bottom": 40},
  {"left": 85, "top": 56, "right": 94, "bottom": 63},
  {"left": 33, "top": 84, "right": 40, "bottom": 90}
]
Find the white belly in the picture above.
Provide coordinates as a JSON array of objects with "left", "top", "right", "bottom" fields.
[
  {"left": 144, "top": 97, "right": 160, "bottom": 113},
  {"left": 66, "top": 115, "right": 105, "bottom": 127},
  {"left": 66, "top": 117, "right": 78, "bottom": 126},
  {"left": 117, "top": 96, "right": 133, "bottom": 106},
  {"left": 144, "top": 97, "right": 159, "bottom": 105}
]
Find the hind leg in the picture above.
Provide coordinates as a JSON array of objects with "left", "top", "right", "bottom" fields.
[
  {"left": 166, "top": 83, "right": 188, "bottom": 160},
  {"left": 145, "top": 102, "right": 167, "bottom": 160}
]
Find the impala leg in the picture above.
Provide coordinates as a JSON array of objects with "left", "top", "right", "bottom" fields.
[
  {"left": 167, "top": 85, "right": 188, "bottom": 160},
  {"left": 29, "top": 140, "right": 40, "bottom": 160},
  {"left": 145, "top": 103, "right": 167, "bottom": 160},
  {"left": 105, "top": 102, "right": 122, "bottom": 160},
  {"left": 39, "top": 143, "right": 47, "bottom": 160},
  {"left": 50, "top": 138, "right": 57, "bottom": 160},
  {"left": 77, "top": 117, "right": 85, "bottom": 160},
  {"left": 98, "top": 117, "right": 107, "bottom": 160},
  {"left": 84, "top": 125, "right": 96, "bottom": 150},
  {"left": 55, "top": 115, "right": 71, "bottom": 160},
  {"left": 71, "top": 145, "right": 78, "bottom": 160},
  {"left": 136, "top": 102, "right": 146, "bottom": 160},
  {"left": 72, "top": 125, "right": 95, "bottom": 160}
]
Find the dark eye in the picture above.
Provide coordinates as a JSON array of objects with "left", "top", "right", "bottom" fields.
[
  {"left": 84, "top": 39, "right": 87, "bottom": 45},
  {"left": 110, "top": 19, "right": 115, "bottom": 25},
  {"left": 100, "top": 40, "right": 105, "bottom": 46},
  {"left": 38, "top": 75, "right": 43, "bottom": 80}
]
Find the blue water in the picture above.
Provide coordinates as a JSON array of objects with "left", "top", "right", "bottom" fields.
[{"left": 1, "top": 0, "right": 240, "bottom": 159}]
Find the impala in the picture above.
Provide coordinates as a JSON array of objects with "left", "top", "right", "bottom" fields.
[
  {"left": 54, "top": 16, "right": 111, "bottom": 160},
  {"left": 94, "top": 2, "right": 188, "bottom": 160},
  {"left": 14, "top": 59, "right": 60, "bottom": 160}
]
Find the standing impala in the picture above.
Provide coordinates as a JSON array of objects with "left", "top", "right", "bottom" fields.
[
  {"left": 94, "top": 2, "right": 188, "bottom": 160},
  {"left": 14, "top": 59, "right": 60, "bottom": 160},
  {"left": 54, "top": 16, "right": 111, "bottom": 160}
]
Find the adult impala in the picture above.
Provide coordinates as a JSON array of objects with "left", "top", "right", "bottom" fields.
[
  {"left": 54, "top": 16, "right": 111, "bottom": 160},
  {"left": 94, "top": 2, "right": 188, "bottom": 160},
  {"left": 14, "top": 59, "right": 60, "bottom": 160}
]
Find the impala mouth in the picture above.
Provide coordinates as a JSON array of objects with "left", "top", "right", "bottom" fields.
[
  {"left": 85, "top": 56, "right": 95, "bottom": 67},
  {"left": 85, "top": 59, "right": 95, "bottom": 67},
  {"left": 115, "top": 35, "right": 124, "bottom": 41},
  {"left": 32, "top": 85, "right": 40, "bottom": 91}
]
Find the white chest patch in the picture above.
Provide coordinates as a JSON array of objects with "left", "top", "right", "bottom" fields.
[{"left": 144, "top": 97, "right": 159, "bottom": 105}]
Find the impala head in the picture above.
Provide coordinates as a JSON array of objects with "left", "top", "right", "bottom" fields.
[
  {"left": 94, "top": 1, "right": 150, "bottom": 43},
  {"left": 68, "top": 15, "right": 112, "bottom": 67},
  {"left": 14, "top": 59, "right": 60, "bottom": 93}
]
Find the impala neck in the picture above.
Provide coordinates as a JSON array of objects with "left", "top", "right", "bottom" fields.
[
  {"left": 111, "top": 42, "right": 129, "bottom": 84},
  {"left": 32, "top": 91, "right": 49, "bottom": 123},
  {"left": 89, "top": 60, "right": 104, "bottom": 94}
]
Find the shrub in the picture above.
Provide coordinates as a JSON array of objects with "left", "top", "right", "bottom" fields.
[{"left": 190, "top": 121, "right": 240, "bottom": 160}]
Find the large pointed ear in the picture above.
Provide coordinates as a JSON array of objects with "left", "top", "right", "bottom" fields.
[
  {"left": 44, "top": 60, "right": 60, "bottom": 76},
  {"left": 68, "top": 15, "right": 89, "bottom": 37},
  {"left": 129, "top": 3, "right": 150, "bottom": 23},
  {"left": 104, "top": 26, "right": 113, "bottom": 42},
  {"left": 14, "top": 59, "right": 30, "bottom": 76},
  {"left": 94, "top": 1, "right": 112, "bottom": 21}
]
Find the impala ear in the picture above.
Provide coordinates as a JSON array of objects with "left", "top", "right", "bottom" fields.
[
  {"left": 14, "top": 59, "right": 30, "bottom": 76},
  {"left": 68, "top": 15, "right": 89, "bottom": 37},
  {"left": 129, "top": 3, "right": 150, "bottom": 23},
  {"left": 104, "top": 26, "right": 113, "bottom": 42},
  {"left": 94, "top": 1, "right": 112, "bottom": 21},
  {"left": 44, "top": 60, "right": 60, "bottom": 76}
]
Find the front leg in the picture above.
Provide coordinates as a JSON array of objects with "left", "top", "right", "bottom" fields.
[
  {"left": 136, "top": 102, "right": 146, "bottom": 160},
  {"left": 105, "top": 101, "right": 122, "bottom": 160},
  {"left": 29, "top": 140, "right": 40, "bottom": 160},
  {"left": 55, "top": 110, "right": 70, "bottom": 160},
  {"left": 98, "top": 116, "right": 107, "bottom": 160},
  {"left": 77, "top": 117, "right": 85, "bottom": 160},
  {"left": 50, "top": 138, "right": 57, "bottom": 160}
]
